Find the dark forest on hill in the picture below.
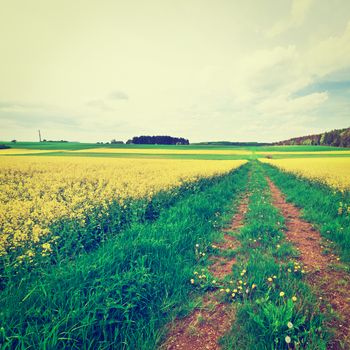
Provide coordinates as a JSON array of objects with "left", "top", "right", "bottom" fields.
[{"left": 275, "top": 127, "right": 350, "bottom": 148}]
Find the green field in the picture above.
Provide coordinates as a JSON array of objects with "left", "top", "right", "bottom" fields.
[
  {"left": 1, "top": 141, "right": 349, "bottom": 151},
  {"left": 1, "top": 141, "right": 350, "bottom": 161}
]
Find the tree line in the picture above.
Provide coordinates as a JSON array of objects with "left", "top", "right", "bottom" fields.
[
  {"left": 126, "top": 135, "right": 189, "bottom": 145},
  {"left": 275, "top": 127, "right": 350, "bottom": 148}
]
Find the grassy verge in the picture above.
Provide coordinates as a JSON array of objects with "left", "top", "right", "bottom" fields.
[
  {"left": 0, "top": 165, "right": 249, "bottom": 349},
  {"left": 221, "top": 162, "right": 328, "bottom": 349},
  {"left": 262, "top": 163, "right": 350, "bottom": 264}
]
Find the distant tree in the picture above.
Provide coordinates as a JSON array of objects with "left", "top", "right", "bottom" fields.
[
  {"left": 302, "top": 139, "right": 312, "bottom": 145},
  {"left": 341, "top": 130, "right": 350, "bottom": 147},
  {"left": 11, "top": 139, "right": 17, "bottom": 143},
  {"left": 111, "top": 139, "right": 124, "bottom": 144},
  {"left": 320, "top": 134, "right": 325, "bottom": 145}
]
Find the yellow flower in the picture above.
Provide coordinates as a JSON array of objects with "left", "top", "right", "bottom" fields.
[
  {"left": 42, "top": 242, "right": 52, "bottom": 251},
  {"left": 225, "top": 288, "right": 230, "bottom": 293},
  {"left": 292, "top": 296, "right": 297, "bottom": 302},
  {"left": 26, "top": 250, "right": 35, "bottom": 257},
  {"left": 190, "top": 279, "right": 195, "bottom": 284},
  {"left": 279, "top": 291, "right": 285, "bottom": 297},
  {"left": 267, "top": 277, "right": 273, "bottom": 282}
]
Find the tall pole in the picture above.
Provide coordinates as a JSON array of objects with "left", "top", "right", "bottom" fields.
[{"left": 38, "top": 130, "right": 42, "bottom": 142}]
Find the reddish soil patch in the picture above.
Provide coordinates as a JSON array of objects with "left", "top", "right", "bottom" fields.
[
  {"left": 209, "top": 233, "right": 239, "bottom": 279},
  {"left": 225, "top": 196, "right": 249, "bottom": 232},
  {"left": 162, "top": 195, "right": 248, "bottom": 350},
  {"left": 267, "top": 178, "right": 350, "bottom": 350},
  {"left": 209, "top": 254, "right": 236, "bottom": 279},
  {"left": 163, "top": 294, "right": 235, "bottom": 350},
  {"left": 209, "top": 197, "right": 249, "bottom": 279}
]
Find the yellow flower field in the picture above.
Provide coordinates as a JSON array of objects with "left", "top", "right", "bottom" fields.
[
  {"left": 0, "top": 156, "right": 246, "bottom": 256},
  {"left": 0, "top": 148, "right": 65, "bottom": 155},
  {"left": 260, "top": 158, "right": 350, "bottom": 191}
]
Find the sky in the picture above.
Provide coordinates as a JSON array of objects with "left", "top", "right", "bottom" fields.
[{"left": 1, "top": 0, "right": 350, "bottom": 143}]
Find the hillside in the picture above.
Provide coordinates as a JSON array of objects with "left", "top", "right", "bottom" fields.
[{"left": 275, "top": 127, "right": 350, "bottom": 148}]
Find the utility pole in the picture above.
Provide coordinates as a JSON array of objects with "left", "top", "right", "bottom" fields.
[{"left": 38, "top": 130, "right": 42, "bottom": 142}]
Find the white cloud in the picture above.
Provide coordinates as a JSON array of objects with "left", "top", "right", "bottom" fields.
[
  {"left": 266, "top": 0, "right": 315, "bottom": 37},
  {"left": 109, "top": 90, "right": 129, "bottom": 100},
  {"left": 305, "top": 21, "right": 350, "bottom": 77},
  {"left": 86, "top": 99, "right": 114, "bottom": 111},
  {"left": 257, "top": 92, "right": 328, "bottom": 117}
]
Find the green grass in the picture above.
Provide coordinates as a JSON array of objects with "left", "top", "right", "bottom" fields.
[
  {"left": 220, "top": 162, "right": 328, "bottom": 350},
  {"left": 262, "top": 163, "right": 350, "bottom": 263},
  {"left": 3, "top": 151, "right": 252, "bottom": 160},
  {"left": 1, "top": 141, "right": 348, "bottom": 152},
  {"left": 0, "top": 164, "right": 249, "bottom": 349}
]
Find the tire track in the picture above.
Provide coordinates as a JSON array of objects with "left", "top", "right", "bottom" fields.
[
  {"left": 162, "top": 195, "right": 249, "bottom": 350},
  {"left": 267, "top": 177, "right": 350, "bottom": 350}
]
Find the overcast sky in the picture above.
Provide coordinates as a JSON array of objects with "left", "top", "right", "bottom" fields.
[{"left": 1, "top": 0, "right": 350, "bottom": 143}]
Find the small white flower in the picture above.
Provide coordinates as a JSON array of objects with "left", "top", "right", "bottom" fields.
[
  {"left": 287, "top": 322, "right": 293, "bottom": 329},
  {"left": 285, "top": 336, "right": 291, "bottom": 344}
]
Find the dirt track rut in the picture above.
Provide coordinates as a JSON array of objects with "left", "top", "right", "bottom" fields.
[
  {"left": 267, "top": 177, "right": 350, "bottom": 350},
  {"left": 162, "top": 196, "right": 249, "bottom": 350}
]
